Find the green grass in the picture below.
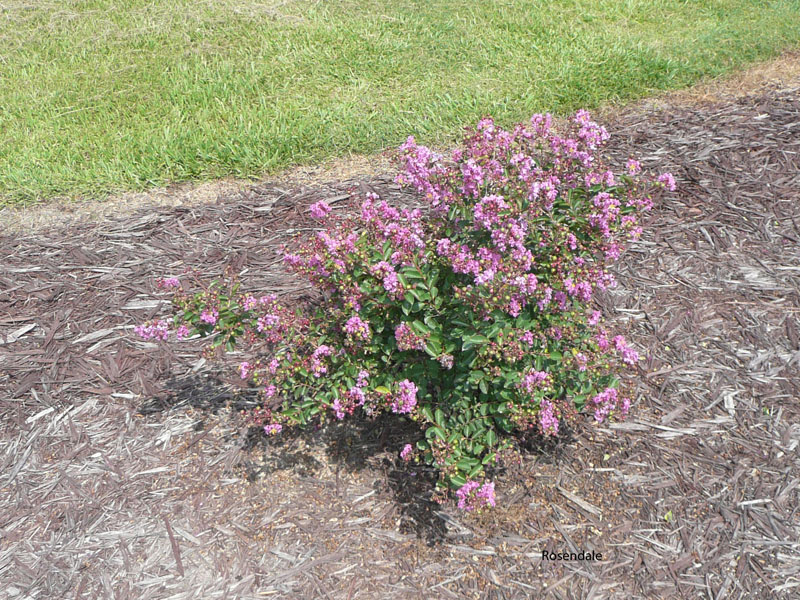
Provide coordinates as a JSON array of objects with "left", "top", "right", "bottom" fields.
[{"left": 2, "top": 0, "right": 799, "bottom": 204}]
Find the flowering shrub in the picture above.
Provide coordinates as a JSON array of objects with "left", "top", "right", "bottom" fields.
[{"left": 137, "top": 111, "right": 674, "bottom": 509}]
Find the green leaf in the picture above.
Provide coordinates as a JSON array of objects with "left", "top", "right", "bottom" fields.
[
  {"left": 426, "top": 426, "right": 446, "bottom": 441},
  {"left": 456, "top": 457, "right": 478, "bottom": 471},
  {"left": 411, "top": 320, "right": 430, "bottom": 335},
  {"left": 450, "top": 474, "right": 467, "bottom": 488}
]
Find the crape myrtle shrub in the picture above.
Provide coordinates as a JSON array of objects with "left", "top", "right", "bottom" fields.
[{"left": 137, "top": 111, "right": 675, "bottom": 511}]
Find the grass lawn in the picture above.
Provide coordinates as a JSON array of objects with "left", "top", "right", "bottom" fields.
[{"left": 2, "top": 0, "right": 799, "bottom": 204}]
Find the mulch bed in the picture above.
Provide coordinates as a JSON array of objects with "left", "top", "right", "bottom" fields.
[{"left": 2, "top": 84, "right": 799, "bottom": 599}]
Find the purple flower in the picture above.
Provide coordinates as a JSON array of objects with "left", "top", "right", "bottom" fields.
[
  {"left": 134, "top": 319, "right": 170, "bottom": 341},
  {"left": 520, "top": 370, "right": 549, "bottom": 394},
  {"left": 175, "top": 324, "right": 191, "bottom": 339},
  {"left": 456, "top": 480, "right": 496, "bottom": 511},
  {"left": 658, "top": 172, "right": 676, "bottom": 191},
  {"left": 200, "top": 309, "right": 218, "bottom": 326},
  {"left": 309, "top": 201, "right": 332, "bottom": 219},
  {"left": 539, "top": 399, "right": 559, "bottom": 436},
  {"left": 626, "top": 159, "right": 641, "bottom": 175},
  {"left": 157, "top": 277, "right": 180, "bottom": 289},
  {"left": 400, "top": 444, "right": 413, "bottom": 461},
  {"left": 331, "top": 397, "right": 347, "bottom": 420},
  {"left": 264, "top": 423, "right": 282, "bottom": 435},
  {"left": 391, "top": 380, "right": 418, "bottom": 414},
  {"left": 310, "top": 345, "right": 333, "bottom": 378},
  {"left": 613, "top": 335, "right": 639, "bottom": 365},
  {"left": 476, "top": 481, "right": 496, "bottom": 508},
  {"left": 347, "top": 386, "right": 366, "bottom": 406},
  {"left": 239, "top": 361, "right": 252, "bottom": 379},
  {"left": 456, "top": 481, "right": 480, "bottom": 510},
  {"left": 591, "top": 387, "right": 619, "bottom": 423},
  {"left": 344, "top": 315, "right": 371, "bottom": 342}
]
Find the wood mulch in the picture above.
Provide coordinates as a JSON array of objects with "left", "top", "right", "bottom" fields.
[{"left": 1, "top": 83, "right": 799, "bottom": 599}]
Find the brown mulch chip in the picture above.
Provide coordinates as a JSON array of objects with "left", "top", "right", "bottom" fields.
[{"left": 2, "top": 84, "right": 800, "bottom": 599}]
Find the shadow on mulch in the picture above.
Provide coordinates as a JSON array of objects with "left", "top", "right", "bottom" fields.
[{"left": 142, "top": 372, "right": 578, "bottom": 546}]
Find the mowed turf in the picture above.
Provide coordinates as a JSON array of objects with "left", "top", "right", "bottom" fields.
[{"left": 2, "top": 0, "right": 799, "bottom": 204}]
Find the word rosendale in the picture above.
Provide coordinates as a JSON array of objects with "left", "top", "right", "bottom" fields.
[{"left": 542, "top": 550, "right": 603, "bottom": 561}]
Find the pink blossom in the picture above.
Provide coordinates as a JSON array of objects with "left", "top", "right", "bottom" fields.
[
  {"left": 520, "top": 370, "right": 549, "bottom": 394},
  {"left": 476, "top": 481, "right": 496, "bottom": 508},
  {"left": 591, "top": 387, "right": 619, "bottom": 423},
  {"left": 658, "top": 172, "right": 676, "bottom": 191},
  {"left": 157, "top": 277, "right": 180, "bottom": 289},
  {"left": 346, "top": 386, "right": 366, "bottom": 406},
  {"left": 626, "top": 159, "right": 641, "bottom": 175},
  {"left": 239, "top": 361, "right": 252, "bottom": 379},
  {"left": 356, "top": 370, "right": 370, "bottom": 388},
  {"left": 391, "top": 380, "right": 418, "bottom": 414},
  {"left": 264, "top": 423, "right": 282, "bottom": 435},
  {"left": 456, "top": 480, "right": 496, "bottom": 511},
  {"left": 309, "top": 201, "right": 332, "bottom": 219},
  {"left": 344, "top": 315, "right": 371, "bottom": 342},
  {"left": 400, "top": 444, "right": 413, "bottom": 461},
  {"left": 456, "top": 480, "right": 480, "bottom": 510},
  {"left": 539, "top": 399, "right": 559, "bottom": 436},
  {"left": 134, "top": 319, "right": 170, "bottom": 341},
  {"left": 331, "top": 397, "right": 347, "bottom": 420},
  {"left": 200, "top": 309, "right": 218, "bottom": 326},
  {"left": 267, "top": 358, "right": 280, "bottom": 374}
]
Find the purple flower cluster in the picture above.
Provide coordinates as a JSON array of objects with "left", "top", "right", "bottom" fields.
[
  {"left": 370, "top": 261, "right": 402, "bottom": 296},
  {"left": 200, "top": 308, "right": 218, "bottom": 326},
  {"left": 456, "top": 480, "right": 496, "bottom": 511},
  {"left": 520, "top": 370, "right": 549, "bottom": 394},
  {"left": 473, "top": 194, "right": 509, "bottom": 230},
  {"left": 590, "top": 387, "right": 631, "bottom": 423},
  {"left": 390, "top": 379, "right": 418, "bottom": 414},
  {"left": 344, "top": 315, "right": 371, "bottom": 343},
  {"left": 264, "top": 423, "right": 282, "bottom": 435},
  {"left": 658, "top": 172, "right": 676, "bottom": 191},
  {"left": 539, "top": 399, "right": 559, "bottom": 436},
  {"left": 612, "top": 335, "right": 639, "bottom": 365},
  {"left": 310, "top": 345, "right": 332, "bottom": 378},
  {"left": 134, "top": 319, "right": 170, "bottom": 341},
  {"left": 310, "top": 201, "right": 332, "bottom": 219},
  {"left": 400, "top": 444, "right": 414, "bottom": 461},
  {"left": 239, "top": 361, "right": 253, "bottom": 379},
  {"left": 157, "top": 277, "right": 181, "bottom": 289}
]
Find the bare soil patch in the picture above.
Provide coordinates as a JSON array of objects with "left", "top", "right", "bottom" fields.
[{"left": 2, "top": 82, "right": 800, "bottom": 597}]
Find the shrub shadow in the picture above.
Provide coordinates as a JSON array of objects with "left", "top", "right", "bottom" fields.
[{"left": 139, "top": 374, "right": 577, "bottom": 546}]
